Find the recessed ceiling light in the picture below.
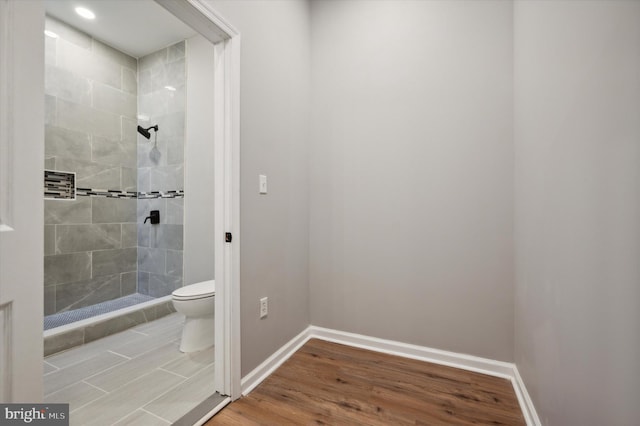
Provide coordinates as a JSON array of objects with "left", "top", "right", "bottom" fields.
[
  {"left": 44, "top": 30, "right": 59, "bottom": 38},
  {"left": 75, "top": 7, "right": 95, "bottom": 20},
  {"left": 164, "top": 86, "right": 177, "bottom": 92}
]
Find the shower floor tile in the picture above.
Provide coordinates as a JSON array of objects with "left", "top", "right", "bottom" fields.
[
  {"left": 44, "top": 313, "right": 223, "bottom": 425},
  {"left": 44, "top": 293, "right": 155, "bottom": 330}
]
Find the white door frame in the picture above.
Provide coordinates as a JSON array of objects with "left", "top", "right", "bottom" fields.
[
  {"left": 156, "top": 0, "right": 242, "bottom": 400},
  {"left": 0, "top": 0, "right": 45, "bottom": 402},
  {"left": 0, "top": 0, "right": 241, "bottom": 403}
]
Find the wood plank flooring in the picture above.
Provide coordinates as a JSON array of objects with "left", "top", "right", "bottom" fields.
[{"left": 207, "top": 339, "right": 525, "bottom": 425}]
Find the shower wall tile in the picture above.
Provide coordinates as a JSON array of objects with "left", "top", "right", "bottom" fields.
[
  {"left": 45, "top": 65, "right": 92, "bottom": 107},
  {"left": 137, "top": 272, "right": 150, "bottom": 295},
  {"left": 45, "top": 35, "right": 57, "bottom": 65},
  {"left": 122, "top": 223, "right": 137, "bottom": 248},
  {"left": 45, "top": 95, "right": 56, "bottom": 126},
  {"left": 165, "top": 250, "right": 183, "bottom": 278},
  {"left": 121, "top": 167, "right": 137, "bottom": 192},
  {"left": 56, "top": 158, "right": 121, "bottom": 190},
  {"left": 137, "top": 69, "right": 152, "bottom": 96},
  {"left": 165, "top": 199, "right": 183, "bottom": 225},
  {"left": 121, "top": 271, "right": 137, "bottom": 296},
  {"left": 56, "top": 274, "right": 121, "bottom": 312},
  {"left": 44, "top": 157, "right": 56, "bottom": 170},
  {"left": 138, "top": 49, "right": 167, "bottom": 72},
  {"left": 92, "top": 136, "right": 137, "bottom": 168},
  {"left": 57, "top": 39, "right": 121, "bottom": 89},
  {"left": 92, "top": 198, "right": 136, "bottom": 223},
  {"left": 44, "top": 16, "right": 143, "bottom": 319},
  {"left": 45, "top": 17, "right": 91, "bottom": 50},
  {"left": 150, "top": 164, "right": 184, "bottom": 191},
  {"left": 92, "top": 248, "right": 137, "bottom": 277},
  {"left": 122, "top": 117, "right": 137, "bottom": 142},
  {"left": 56, "top": 99, "right": 121, "bottom": 140},
  {"left": 138, "top": 139, "right": 166, "bottom": 167},
  {"left": 137, "top": 42, "right": 186, "bottom": 300},
  {"left": 122, "top": 68, "right": 138, "bottom": 95},
  {"left": 138, "top": 247, "right": 165, "bottom": 274},
  {"left": 148, "top": 274, "right": 182, "bottom": 298},
  {"left": 165, "top": 59, "right": 186, "bottom": 87},
  {"left": 44, "top": 286, "right": 56, "bottom": 316},
  {"left": 91, "top": 39, "right": 137, "bottom": 71},
  {"left": 45, "top": 225, "right": 55, "bottom": 256},
  {"left": 167, "top": 41, "right": 185, "bottom": 62},
  {"left": 150, "top": 225, "right": 183, "bottom": 250},
  {"left": 44, "top": 252, "right": 92, "bottom": 286},
  {"left": 137, "top": 167, "right": 151, "bottom": 193},
  {"left": 166, "top": 138, "right": 184, "bottom": 166},
  {"left": 137, "top": 224, "right": 150, "bottom": 248},
  {"left": 93, "top": 82, "right": 137, "bottom": 118},
  {"left": 45, "top": 198, "right": 92, "bottom": 225},
  {"left": 45, "top": 125, "right": 91, "bottom": 162},
  {"left": 55, "top": 224, "right": 121, "bottom": 254},
  {"left": 138, "top": 89, "right": 185, "bottom": 118},
  {"left": 158, "top": 112, "right": 185, "bottom": 140}
]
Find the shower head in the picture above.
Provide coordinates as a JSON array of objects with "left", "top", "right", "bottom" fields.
[{"left": 137, "top": 125, "right": 158, "bottom": 139}]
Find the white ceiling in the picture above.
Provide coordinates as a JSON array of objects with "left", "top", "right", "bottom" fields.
[{"left": 44, "top": 0, "right": 198, "bottom": 58}]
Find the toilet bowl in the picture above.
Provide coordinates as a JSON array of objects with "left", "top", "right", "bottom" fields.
[{"left": 171, "top": 280, "right": 215, "bottom": 353}]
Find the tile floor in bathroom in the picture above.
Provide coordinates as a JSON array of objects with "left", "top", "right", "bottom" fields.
[{"left": 44, "top": 313, "right": 221, "bottom": 425}]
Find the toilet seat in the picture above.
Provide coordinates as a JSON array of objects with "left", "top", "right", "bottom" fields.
[{"left": 172, "top": 280, "right": 215, "bottom": 301}]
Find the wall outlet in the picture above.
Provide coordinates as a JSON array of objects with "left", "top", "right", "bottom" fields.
[{"left": 260, "top": 297, "right": 268, "bottom": 319}]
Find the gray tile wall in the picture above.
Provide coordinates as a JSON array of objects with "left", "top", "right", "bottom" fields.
[
  {"left": 44, "top": 16, "right": 139, "bottom": 314},
  {"left": 44, "top": 18, "right": 186, "bottom": 315},
  {"left": 137, "top": 43, "right": 185, "bottom": 297}
]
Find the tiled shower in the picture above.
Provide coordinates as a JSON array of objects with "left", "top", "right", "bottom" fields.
[{"left": 43, "top": 16, "right": 186, "bottom": 329}]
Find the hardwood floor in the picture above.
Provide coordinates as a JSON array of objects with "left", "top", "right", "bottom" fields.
[{"left": 207, "top": 339, "right": 525, "bottom": 425}]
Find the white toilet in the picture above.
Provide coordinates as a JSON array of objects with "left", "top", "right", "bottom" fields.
[{"left": 171, "top": 280, "right": 215, "bottom": 353}]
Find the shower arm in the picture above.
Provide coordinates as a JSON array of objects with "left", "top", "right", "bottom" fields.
[{"left": 137, "top": 125, "right": 159, "bottom": 140}]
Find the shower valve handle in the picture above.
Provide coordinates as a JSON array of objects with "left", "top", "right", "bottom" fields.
[{"left": 144, "top": 210, "right": 160, "bottom": 225}]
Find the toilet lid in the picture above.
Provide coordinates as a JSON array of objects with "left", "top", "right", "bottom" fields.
[{"left": 172, "top": 280, "right": 215, "bottom": 300}]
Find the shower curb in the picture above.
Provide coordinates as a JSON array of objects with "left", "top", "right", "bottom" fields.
[{"left": 44, "top": 298, "right": 176, "bottom": 357}]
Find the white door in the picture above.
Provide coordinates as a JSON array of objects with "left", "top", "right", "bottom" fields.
[{"left": 0, "top": 0, "right": 45, "bottom": 402}]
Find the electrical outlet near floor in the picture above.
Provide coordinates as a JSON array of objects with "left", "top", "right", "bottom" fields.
[{"left": 260, "top": 297, "right": 268, "bottom": 319}]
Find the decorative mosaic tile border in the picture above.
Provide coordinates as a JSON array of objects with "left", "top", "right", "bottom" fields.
[
  {"left": 138, "top": 190, "right": 185, "bottom": 199},
  {"left": 76, "top": 188, "right": 138, "bottom": 198},
  {"left": 74, "top": 189, "right": 184, "bottom": 199},
  {"left": 44, "top": 170, "right": 76, "bottom": 200},
  {"left": 45, "top": 171, "right": 184, "bottom": 200}
]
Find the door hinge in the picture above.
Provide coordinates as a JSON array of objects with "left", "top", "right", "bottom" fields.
[{"left": 225, "top": 232, "right": 233, "bottom": 243}]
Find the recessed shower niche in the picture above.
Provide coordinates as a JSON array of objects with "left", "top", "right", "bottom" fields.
[{"left": 42, "top": 9, "right": 192, "bottom": 339}]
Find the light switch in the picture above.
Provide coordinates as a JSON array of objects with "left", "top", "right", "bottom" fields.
[{"left": 259, "top": 174, "right": 267, "bottom": 194}]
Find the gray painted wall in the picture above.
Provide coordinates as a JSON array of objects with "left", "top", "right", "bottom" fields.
[
  {"left": 514, "top": 1, "right": 640, "bottom": 424},
  {"left": 207, "top": 0, "right": 311, "bottom": 376},
  {"left": 309, "top": 0, "right": 514, "bottom": 361}
]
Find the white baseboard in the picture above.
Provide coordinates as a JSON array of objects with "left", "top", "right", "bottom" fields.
[
  {"left": 240, "top": 326, "right": 312, "bottom": 395},
  {"left": 240, "top": 325, "right": 540, "bottom": 426},
  {"left": 309, "top": 326, "right": 515, "bottom": 379},
  {"left": 511, "top": 366, "right": 542, "bottom": 426}
]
